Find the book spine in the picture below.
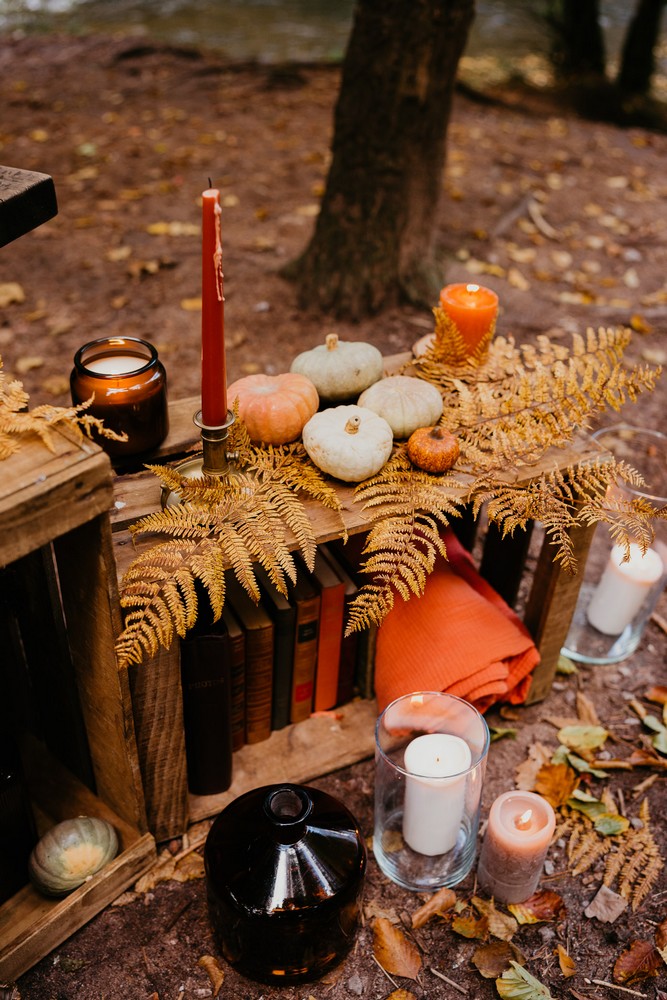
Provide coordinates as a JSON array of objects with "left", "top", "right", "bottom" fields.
[
  {"left": 227, "top": 629, "right": 246, "bottom": 753},
  {"left": 180, "top": 634, "right": 233, "bottom": 796},
  {"left": 313, "top": 588, "right": 344, "bottom": 713},
  {"left": 290, "top": 595, "right": 320, "bottom": 724},
  {"left": 245, "top": 626, "right": 274, "bottom": 744}
]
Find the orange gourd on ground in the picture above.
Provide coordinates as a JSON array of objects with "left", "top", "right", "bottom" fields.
[{"left": 227, "top": 372, "right": 319, "bottom": 445}]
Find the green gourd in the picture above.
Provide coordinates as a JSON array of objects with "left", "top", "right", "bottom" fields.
[{"left": 28, "top": 816, "right": 119, "bottom": 897}]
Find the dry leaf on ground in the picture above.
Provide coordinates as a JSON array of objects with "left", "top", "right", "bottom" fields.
[
  {"left": 496, "top": 960, "right": 554, "bottom": 999},
  {"left": 197, "top": 955, "right": 225, "bottom": 996},
  {"left": 584, "top": 885, "right": 628, "bottom": 923},
  {"left": 555, "top": 943, "right": 576, "bottom": 977},
  {"left": 411, "top": 886, "right": 456, "bottom": 928},
  {"left": 507, "top": 891, "right": 565, "bottom": 925},
  {"left": 472, "top": 940, "right": 526, "bottom": 978},
  {"left": 613, "top": 940, "right": 663, "bottom": 984},
  {"left": 472, "top": 896, "right": 518, "bottom": 940},
  {"left": 372, "top": 917, "right": 422, "bottom": 981}
]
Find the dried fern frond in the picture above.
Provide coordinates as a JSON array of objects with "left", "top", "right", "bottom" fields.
[
  {"left": 115, "top": 435, "right": 345, "bottom": 666},
  {"left": 345, "top": 448, "right": 465, "bottom": 633},
  {"left": 0, "top": 355, "right": 126, "bottom": 457}
]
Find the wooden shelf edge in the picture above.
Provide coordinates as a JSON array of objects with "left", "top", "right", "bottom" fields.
[
  {"left": 0, "top": 832, "right": 155, "bottom": 982},
  {"left": 188, "top": 698, "right": 378, "bottom": 824}
]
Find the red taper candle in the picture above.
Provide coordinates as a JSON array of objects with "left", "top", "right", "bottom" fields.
[{"left": 201, "top": 188, "right": 227, "bottom": 426}]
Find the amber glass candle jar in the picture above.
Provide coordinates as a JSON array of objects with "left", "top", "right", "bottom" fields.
[{"left": 70, "top": 336, "right": 169, "bottom": 459}]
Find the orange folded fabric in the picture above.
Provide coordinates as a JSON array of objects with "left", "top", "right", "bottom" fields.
[{"left": 374, "top": 529, "right": 540, "bottom": 714}]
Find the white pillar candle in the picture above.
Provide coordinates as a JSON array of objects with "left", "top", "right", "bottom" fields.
[
  {"left": 85, "top": 354, "right": 144, "bottom": 375},
  {"left": 402, "top": 733, "right": 472, "bottom": 856},
  {"left": 587, "top": 543, "right": 664, "bottom": 635}
]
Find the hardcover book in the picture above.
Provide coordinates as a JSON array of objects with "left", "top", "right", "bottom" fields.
[
  {"left": 256, "top": 566, "right": 297, "bottom": 731},
  {"left": 289, "top": 560, "right": 321, "bottom": 724},
  {"left": 180, "top": 621, "right": 233, "bottom": 796},
  {"left": 225, "top": 574, "right": 274, "bottom": 745},
  {"left": 308, "top": 550, "right": 346, "bottom": 712},
  {"left": 221, "top": 605, "right": 246, "bottom": 752},
  {"left": 326, "top": 535, "right": 377, "bottom": 701},
  {"left": 319, "top": 544, "right": 360, "bottom": 707}
]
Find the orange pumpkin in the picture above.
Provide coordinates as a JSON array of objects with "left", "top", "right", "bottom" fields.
[
  {"left": 406, "top": 425, "right": 460, "bottom": 473},
  {"left": 227, "top": 372, "right": 319, "bottom": 445}
]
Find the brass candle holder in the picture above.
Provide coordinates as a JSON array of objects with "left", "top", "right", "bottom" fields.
[{"left": 161, "top": 408, "right": 235, "bottom": 508}]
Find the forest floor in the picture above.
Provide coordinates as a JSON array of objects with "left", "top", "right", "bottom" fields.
[{"left": 1, "top": 32, "right": 666, "bottom": 1000}]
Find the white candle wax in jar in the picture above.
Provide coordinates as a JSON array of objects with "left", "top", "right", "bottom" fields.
[
  {"left": 402, "top": 733, "right": 472, "bottom": 856},
  {"left": 85, "top": 354, "right": 145, "bottom": 375},
  {"left": 586, "top": 543, "right": 664, "bottom": 636}
]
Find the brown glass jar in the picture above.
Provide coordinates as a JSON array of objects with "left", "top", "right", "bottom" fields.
[
  {"left": 205, "top": 783, "right": 367, "bottom": 985},
  {"left": 70, "top": 336, "right": 168, "bottom": 459}
]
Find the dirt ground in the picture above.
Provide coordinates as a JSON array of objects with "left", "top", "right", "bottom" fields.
[{"left": 1, "top": 32, "right": 666, "bottom": 1000}]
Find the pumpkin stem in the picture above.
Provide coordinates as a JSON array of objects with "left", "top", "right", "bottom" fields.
[
  {"left": 344, "top": 416, "right": 361, "bottom": 435},
  {"left": 429, "top": 426, "right": 445, "bottom": 439},
  {"left": 325, "top": 332, "right": 339, "bottom": 351}
]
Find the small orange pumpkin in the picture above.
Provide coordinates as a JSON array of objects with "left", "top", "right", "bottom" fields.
[
  {"left": 407, "top": 425, "right": 460, "bottom": 473},
  {"left": 227, "top": 372, "right": 319, "bottom": 445}
]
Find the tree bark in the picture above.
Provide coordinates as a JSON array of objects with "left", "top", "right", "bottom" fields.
[
  {"left": 546, "top": 0, "right": 606, "bottom": 80},
  {"left": 617, "top": 0, "right": 666, "bottom": 95},
  {"left": 290, "top": 0, "right": 475, "bottom": 320}
]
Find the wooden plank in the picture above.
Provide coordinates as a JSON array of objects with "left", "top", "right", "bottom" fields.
[
  {"left": 0, "top": 164, "right": 57, "bottom": 248},
  {"left": 0, "top": 834, "right": 154, "bottom": 982},
  {"left": 0, "top": 430, "right": 112, "bottom": 567},
  {"left": 188, "top": 697, "right": 377, "bottom": 824},
  {"left": 53, "top": 516, "right": 147, "bottom": 832},
  {"left": 0, "top": 734, "right": 156, "bottom": 982},
  {"left": 523, "top": 520, "right": 597, "bottom": 703},
  {"left": 128, "top": 644, "right": 190, "bottom": 842}
]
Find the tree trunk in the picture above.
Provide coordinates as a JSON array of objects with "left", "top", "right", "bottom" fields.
[
  {"left": 617, "top": 0, "right": 666, "bottom": 95},
  {"left": 546, "top": 0, "right": 606, "bottom": 80},
  {"left": 290, "top": 0, "right": 475, "bottom": 320}
]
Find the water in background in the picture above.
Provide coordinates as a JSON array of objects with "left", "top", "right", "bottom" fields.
[{"left": 0, "top": 0, "right": 644, "bottom": 66}]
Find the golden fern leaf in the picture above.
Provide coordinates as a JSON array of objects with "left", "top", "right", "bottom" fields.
[{"left": 115, "top": 428, "right": 344, "bottom": 666}]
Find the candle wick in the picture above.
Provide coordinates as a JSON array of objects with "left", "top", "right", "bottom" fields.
[
  {"left": 208, "top": 176, "right": 213, "bottom": 188},
  {"left": 515, "top": 809, "right": 533, "bottom": 831}
]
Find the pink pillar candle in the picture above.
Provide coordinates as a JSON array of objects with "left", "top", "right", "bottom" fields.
[{"left": 476, "top": 790, "right": 556, "bottom": 903}]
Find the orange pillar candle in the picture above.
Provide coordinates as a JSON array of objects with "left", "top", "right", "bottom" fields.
[
  {"left": 476, "top": 790, "right": 555, "bottom": 903},
  {"left": 201, "top": 188, "right": 228, "bottom": 426},
  {"left": 439, "top": 283, "right": 499, "bottom": 354}
]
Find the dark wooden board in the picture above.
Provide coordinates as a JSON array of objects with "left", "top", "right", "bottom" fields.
[{"left": 0, "top": 164, "right": 58, "bottom": 247}]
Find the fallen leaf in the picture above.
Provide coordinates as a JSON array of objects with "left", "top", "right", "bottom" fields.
[
  {"left": 534, "top": 761, "right": 578, "bottom": 808},
  {"left": 411, "top": 886, "right": 456, "bottom": 928},
  {"left": 385, "top": 992, "right": 416, "bottom": 1000},
  {"left": 515, "top": 743, "right": 552, "bottom": 791},
  {"left": 576, "top": 692, "right": 600, "bottom": 726},
  {"left": 0, "top": 282, "right": 25, "bottom": 307},
  {"left": 557, "top": 724, "right": 608, "bottom": 753},
  {"left": 146, "top": 221, "right": 200, "bottom": 236},
  {"left": 508, "top": 891, "right": 565, "bottom": 925},
  {"left": 472, "top": 940, "right": 526, "bottom": 978},
  {"left": 496, "top": 960, "right": 554, "bottom": 999},
  {"left": 472, "top": 896, "right": 518, "bottom": 941},
  {"left": 15, "top": 355, "right": 44, "bottom": 374},
  {"left": 630, "top": 313, "right": 653, "bottom": 334},
  {"left": 613, "top": 940, "right": 663, "bottom": 984},
  {"left": 180, "top": 297, "right": 202, "bottom": 311},
  {"left": 372, "top": 917, "right": 421, "bottom": 981},
  {"left": 198, "top": 955, "right": 225, "bottom": 996},
  {"left": 556, "top": 655, "right": 578, "bottom": 675},
  {"left": 646, "top": 686, "right": 667, "bottom": 706},
  {"left": 490, "top": 727, "right": 518, "bottom": 742},
  {"left": 451, "top": 910, "right": 489, "bottom": 940},
  {"left": 584, "top": 885, "right": 628, "bottom": 923},
  {"left": 41, "top": 375, "right": 70, "bottom": 396},
  {"left": 656, "top": 918, "right": 667, "bottom": 964},
  {"left": 556, "top": 944, "right": 576, "bottom": 977},
  {"left": 508, "top": 267, "right": 530, "bottom": 291}
]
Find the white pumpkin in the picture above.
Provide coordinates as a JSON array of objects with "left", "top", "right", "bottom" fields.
[
  {"left": 302, "top": 404, "right": 393, "bottom": 482},
  {"left": 357, "top": 375, "right": 443, "bottom": 439},
  {"left": 28, "top": 816, "right": 119, "bottom": 897},
  {"left": 290, "top": 333, "right": 384, "bottom": 403}
]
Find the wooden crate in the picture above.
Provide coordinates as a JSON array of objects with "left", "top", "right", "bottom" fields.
[
  {"left": 110, "top": 353, "right": 600, "bottom": 841},
  {"left": 0, "top": 427, "right": 156, "bottom": 982}
]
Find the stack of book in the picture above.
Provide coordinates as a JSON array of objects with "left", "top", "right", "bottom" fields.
[{"left": 179, "top": 537, "right": 377, "bottom": 795}]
